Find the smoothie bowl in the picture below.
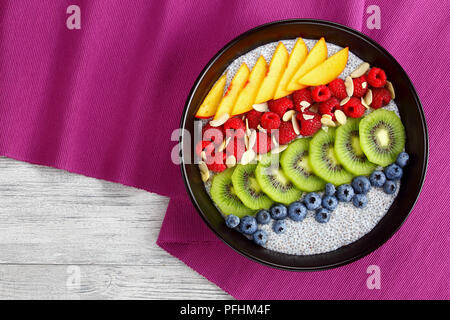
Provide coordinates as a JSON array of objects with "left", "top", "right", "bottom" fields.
[{"left": 180, "top": 20, "right": 428, "bottom": 270}]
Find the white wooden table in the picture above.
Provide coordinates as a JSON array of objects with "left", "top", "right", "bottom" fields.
[{"left": 0, "top": 157, "right": 230, "bottom": 299}]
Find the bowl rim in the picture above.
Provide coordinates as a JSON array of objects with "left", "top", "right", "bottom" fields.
[{"left": 179, "top": 19, "right": 429, "bottom": 271}]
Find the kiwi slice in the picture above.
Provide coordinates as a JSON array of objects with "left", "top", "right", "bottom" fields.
[
  {"left": 210, "top": 168, "right": 255, "bottom": 217},
  {"left": 232, "top": 164, "right": 274, "bottom": 210},
  {"left": 255, "top": 156, "right": 303, "bottom": 205},
  {"left": 280, "top": 138, "right": 326, "bottom": 192},
  {"left": 309, "top": 128, "right": 353, "bottom": 185},
  {"left": 335, "top": 118, "right": 377, "bottom": 175},
  {"left": 359, "top": 109, "right": 406, "bottom": 167}
]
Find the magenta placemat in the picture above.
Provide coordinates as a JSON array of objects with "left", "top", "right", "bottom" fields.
[{"left": 0, "top": 1, "right": 448, "bottom": 299}]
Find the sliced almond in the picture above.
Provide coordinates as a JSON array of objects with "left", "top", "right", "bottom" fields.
[
  {"left": 282, "top": 110, "right": 296, "bottom": 122},
  {"left": 321, "top": 116, "right": 336, "bottom": 127},
  {"left": 252, "top": 102, "right": 269, "bottom": 112},
  {"left": 361, "top": 97, "right": 370, "bottom": 109},
  {"left": 245, "top": 118, "right": 251, "bottom": 136},
  {"left": 200, "top": 170, "right": 210, "bottom": 182},
  {"left": 271, "top": 144, "right": 288, "bottom": 154},
  {"left": 201, "top": 150, "right": 207, "bottom": 161},
  {"left": 226, "top": 155, "right": 237, "bottom": 168},
  {"left": 364, "top": 89, "right": 373, "bottom": 105},
  {"left": 300, "top": 100, "right": 311, "bottom": 110},
  {"left": 244, "top": 134, "right": 249, "bottom": 150},
  {"left": 340, "top": 96, "right": 351, "bottom": 106},
  {"left": 198, "top": 161, "right": 208, "bottom": 174},
  {"left": 361, "top": 81, "right": 367, "bottom": 89},
  {"left": 345, "top": 76, "right": 354, "bottom": 97},
  {"left": 272, "top": 135, "right": 279, "bottom": 147},
  {"left": 350, "top": 62, "right": 370, "bottom": 78},
  {"left": 241, "top": 149, "right": 256, "bottom": 165},
  {"left": 217, "top": 140, "right": 226, "bottom": 152},
  {"left": 257, "top": 124, "right": 266, "bottom": 133},
  {"left": 302, "top": 113, "right": 315, "bottom": 121},
  {"left": 334, "top": 109, "right": 347, "bottom": 125},
  {"left": 292, "top": 115, "right": 300, "bottom": 135},
  {"left": 209, "top": 113, "right": 229, "bottom": 127},
  {"left": 386, "top": 81, "right": 395, "bottom": 99},
  {"left": 248, "top": 130, "right": 257, "bottom": 150},
  {"left": 321, "top": 126, "right": 329, "bottom": 132},
  {"left": 322, "top": 114, "right": 332, "bottom": 120},
  {"left": 224, "top": 136, "right": 231, "bottom": 147}
]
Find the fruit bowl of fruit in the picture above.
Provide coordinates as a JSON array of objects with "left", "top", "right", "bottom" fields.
[{"left": 179, "top": 20, "right": 428, "bottom": 270}]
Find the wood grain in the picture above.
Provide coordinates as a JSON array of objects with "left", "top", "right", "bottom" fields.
[{"left": 0, "top": 157, "right": 230, "bottom": 299}]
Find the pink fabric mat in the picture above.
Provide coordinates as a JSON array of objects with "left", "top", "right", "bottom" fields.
[{"left": 0, "top": 1, "right": 448, "bottom": 299}]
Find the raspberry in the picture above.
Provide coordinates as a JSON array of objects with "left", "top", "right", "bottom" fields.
[
  {"left": 202, "top": 124, "right": 223, "bottom": 146},
  {"left": 260, "top": 112, "right": 281, "bottom": 134},
  {"left": 318, "top": 97, "right": 341, "bottom": 120},
  {"left": 328, "top": 78, "right": 347, "bottom": 100},
  {"left": 277, "top": 122, "right": 297, "bottom": 145},
  {"left": 292, "top": 88, "right": 313, "bottom": 112},
  {"left": 268, "top": 97, "right": 293, "bottom": 117},
  {"left": 352, "top": 75, "right": 368, "bottom": 98},
  {"left": 371, "top": 87, "right": 391, "bottom": 109},
  {"left": 225, "top": 137, "right": 246, "bottom": 162},
  {"left": 206, "top": 151, "right": 227, "bottom": 172},
  {"left": 367, "top": 67, "right": 387, "bottom": 88},
  {"left": 223, "top": 117, "right": 245, "bottom": 139},
  {"left": 252, "top": 131, "right": 273, "bottom": 154},
  {"left": 246, "top": 109, "right": 263, "bottom": 129},
  {"left": 195, "top": 140, "right": 214, "bottom": 157},
  {"left": 311, "top": 85, "right": 331, "bottom": 102},
  {"left": 342, "top": 97, "right": 365, "bottom": 118},
  {"left": 297, "top": 111, "right": 321, "bottom": 136}
]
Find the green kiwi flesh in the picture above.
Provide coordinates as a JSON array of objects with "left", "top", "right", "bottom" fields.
[
  {"left": 210, "top": 168, "right": 255, "bottom": 217},
  {"left": 232, "top": 164, "right": 274, "bottom": 210},
  {"left": 255, "top": 157, "right": 303, "bottom": 205},
  {"left": 359, "top": 109, "right": 406, "bottom": 167},
  {"left": 280, "top": 138, "right": 326, "bottom": 192},
  {"left": 335, "top": 118, "right": 377, "bottom": 175},
  {"left": 309, "top": 128, "right": 353, "bottom": 185}
]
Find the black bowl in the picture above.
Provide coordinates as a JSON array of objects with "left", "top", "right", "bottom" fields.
[{"left": 179, "top": 19, "right": 428, "bottom": 271}]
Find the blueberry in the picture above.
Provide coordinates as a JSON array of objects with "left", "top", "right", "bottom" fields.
[
  {"left": 239, "top": 216, "right": 257, "bottom": 235},
  {"left": 396, "top": 152, "right": 409, "bottom": 168},
  {"left": 336, "top": 184, "right": 355, "bottom": 202},
  {"left": 315, "top": 208, "right": 331, "bottom": 223},
  {"left": 255, "top": 210, "right": 271, "bottom": 225},
  {"left": 288, "top": 201, "right": 307, "bottom": 222},
  {"left": 384, "top": 164, "right": 403, "bottom": 180},
  {"left": 225, "top": 215, "right": 240, "bottom": 228},
  {"left": 383, "top": 180, "right": 397, "bottom": 194},
  {"left": 325, "top": 183, "right": 336, "bottom": 196},
  {"left": 369, "top": 170, "right": 386, "bottom": 187},
  {"left": 253, "top": 230, "right": 268, "bottom": 246},
  {"left": 352, "top": 194, "right": 368, "bottom": 208},
  {"left": 351, "top": 176, "right": 371, "bottom": 194},
  {"left": 303, "top": 192, "right": 322, "bottom": 210},
  {"left": 322, "top": 195, "right": 338, "bottom": 211},
  {"left": 272, "top": 220, "right": 287, "bottom": 234},
  {"left": 270, "top": 204, "right": 288, "bottom": 220}
]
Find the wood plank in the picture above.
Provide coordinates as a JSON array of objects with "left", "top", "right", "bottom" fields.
[
  {"left": 0, "top": 156, "right": 173, "bottom": 264},
  {"left": 0, "top": 264, "right": 231, "bottom": 300},
  {"left": 0, "top": 157, "right": 229, "bottom": 299}
]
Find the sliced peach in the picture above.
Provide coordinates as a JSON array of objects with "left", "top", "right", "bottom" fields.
[
  {"left": 231, "top": 56, "right": 267, "bottom": 116},
  {"left": 286, "top": 37, "right": 327, "bottom": 91},
  {"left": 273, "top": 38, "right": 308, "bottom": 99},
  {"left": 297, "top": 47, "right": 349, "bottom": 86},
  {"left": 195, "top": 73, "right": 227, "bottom": 118},
  {"left": 254, "top": 42, "right": 289, "bottom": 104},
  {"left": 213, "top": 63, "right": 250, "bottom": 120}
]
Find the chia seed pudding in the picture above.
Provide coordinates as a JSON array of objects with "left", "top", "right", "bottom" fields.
[{"left": 197, "top": 38, "right": 405, "bottom": 256}]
